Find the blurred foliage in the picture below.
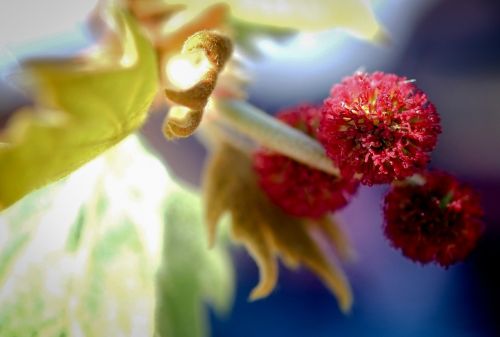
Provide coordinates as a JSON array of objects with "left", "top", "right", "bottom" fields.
[
  {"left": 0, "top": 135, "right": 234, "bottom": 337},
  {"left": 157, "top": 187, "right": 234, "bottom": 337}
]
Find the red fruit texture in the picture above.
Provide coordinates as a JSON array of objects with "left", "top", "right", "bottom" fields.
[
  {"left": 319, "top": 71, "right": 441, "bottom": 185},
  {"left": 253, "top": 104, "right": 359, "bottom": 218},
  {"left": 383, "top": 171, "right": 484, "bottom": 267}
]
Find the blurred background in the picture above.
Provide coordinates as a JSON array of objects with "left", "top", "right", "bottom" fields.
[{"left": 1, "top": 0, "right": 499, "bottom": 336}]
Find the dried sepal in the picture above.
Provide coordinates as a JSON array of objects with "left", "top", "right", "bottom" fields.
[
  {"left": 202, "top": 142, "right": 353, "bottom": 312},
  {"left": 163, "top": 32, "right": 232, "bottom": 139},
  {"left": 313, "top": 216, "right": 356, "bottom": 262}
]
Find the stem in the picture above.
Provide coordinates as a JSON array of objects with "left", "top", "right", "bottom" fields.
[
  {"left": 214, "top": 99, "right": 340, "bottom": 176},
  {"left": 199, "top": 118, "right": 256, "bottom": 155}
]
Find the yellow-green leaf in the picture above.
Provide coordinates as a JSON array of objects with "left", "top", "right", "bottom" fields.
[
  {"left": 177, "top": 0, "right": 385, "bottom": 41},
  {"left": 0, "top": 7, "right": 158, "bottom": 210}
]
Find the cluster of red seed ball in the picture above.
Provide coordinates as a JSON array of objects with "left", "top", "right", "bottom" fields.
[{"left": 253, "top": 71, "right": 484, "bottom": 267}]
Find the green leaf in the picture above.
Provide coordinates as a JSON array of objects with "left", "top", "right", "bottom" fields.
[
  {"left": 0, "top": 135, "right": 234, "bottom": 337},
  {"left": 156, "top": 186, "right": 234, "bottom": 337},
  {"left": 0, "top": 7, "right": 158, "bottom": 210}
]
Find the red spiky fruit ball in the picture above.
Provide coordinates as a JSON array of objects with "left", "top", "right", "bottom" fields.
[
  {"left": 383, "top": 171, "right": 484, "bottom": 267},
  {"left": 319, "top": 71, "right": 441, "bottom": 185},
  {"left": 253, "top": 104, "right": 359, "bottom": 218}
]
